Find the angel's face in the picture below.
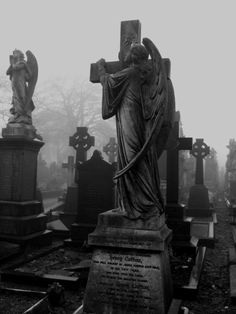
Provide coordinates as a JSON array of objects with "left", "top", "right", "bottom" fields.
[{"left": 13, "top": 50, "right": 24, "bottom": 61}]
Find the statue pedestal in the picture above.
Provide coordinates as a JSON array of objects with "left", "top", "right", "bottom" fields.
[
  {"left": 186, "top": 184, "right": 213, "bottom": 218},
  {"left": 0, "top": 135, "right": 51, "bottom": 245},
  {"left": 82, "top": 210, "right": 173, "bottom": 314}
]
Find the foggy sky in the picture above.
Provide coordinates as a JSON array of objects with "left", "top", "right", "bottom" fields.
[{"left": 0, "top": 0, "right": 235, "bottom": 167}]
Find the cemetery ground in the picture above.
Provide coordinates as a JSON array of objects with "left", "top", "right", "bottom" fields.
[{"left": 1, "top": 200, "right": 236, "bottom": 313}]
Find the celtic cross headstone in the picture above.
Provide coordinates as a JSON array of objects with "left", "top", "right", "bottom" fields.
[
  {"left": 191, "top": 138, "right": 210, "bottom": 185},
  {"left": 103, "top": 137, "right": 118, "bottom": 164}
]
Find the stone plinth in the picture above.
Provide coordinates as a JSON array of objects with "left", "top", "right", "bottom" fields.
[
  {"left": 0, "top": 138, "right": 43, "bottom": 201},
  {"left": 0, "top": 135, "right": 51, "bottom": 245},
  {"left": 166, "top": 203, "right": 191, "bottom": 243},
  {"left": 186, "top": 184, "right": 212, "bottom": 217},
  {"left": 82, "top": 210, "right": 173, "bottom": 314}
]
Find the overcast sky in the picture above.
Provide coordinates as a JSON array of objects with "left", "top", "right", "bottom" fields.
[{"left": 0, "top": 0, "right": 235, "bottom": 167}]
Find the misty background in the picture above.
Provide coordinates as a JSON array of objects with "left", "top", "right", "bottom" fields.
[{"left": 0, "top": 0, "right": 235, "bottom": 171}]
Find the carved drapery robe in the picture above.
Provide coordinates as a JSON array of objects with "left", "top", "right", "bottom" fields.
[{"left": 101, "top": 66, "right": 165, "bottom": 219}]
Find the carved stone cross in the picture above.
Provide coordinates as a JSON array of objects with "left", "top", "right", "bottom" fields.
[
  {"left": 103, "top": 137, "right": 118, "bottom": 164},
  {"left": 191, "top": 138, "right": 210, "bottom": 185},
  {"left": 90, "top": 20, "right": 141, "bottom": 83},
  {"left": 62, "top": 155, "right": 75, "bottom": 186},
  {"left": 166, "top": 111, "right": 192, "bottom": 204},
  {"left": 69, "top": 127, "right": 95, "bottom": 164}
]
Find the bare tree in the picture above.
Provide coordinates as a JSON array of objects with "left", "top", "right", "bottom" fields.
[{"left": 33, "top": 79, "right": 116, "bottom": 163}]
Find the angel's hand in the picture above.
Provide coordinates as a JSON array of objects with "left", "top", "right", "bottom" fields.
[{"left": 96, "top": 58, "right": 106, "bottom": 68}]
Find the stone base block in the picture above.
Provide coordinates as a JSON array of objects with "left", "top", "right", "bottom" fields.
[
  {"left": 83, "top": 247, "right": 172, "bottom": 314},
  {"left": 0, "top": 137, "right": 44, "bottom": 201},
  {"left": 167, "top": 219, "right": 191, "bottom": 242},
  {"left": 166, "top": 203, "right": 185, "bottom": 219},
  {"left": 0, "top": 213, "right": 47, "bottom": 236},
  {"left": 0, "top": 230, "right": 52, "bottom": 246},
  {"left": 2, "top": 123, "right": 40, "bottom": 140},
  {"left": 88, "top": 209, "right": 171, "bottom": 251},
  {"left": 166, "top": 203, "right": 191, "bottom": 242},
  {"left": 60, "top": 212, "right": 77, "bottom": 228},
  {"left": 188, "top": 184, "right": 210, "bottom": 210},
  {"left": 82, "top": 209, "right": 173, "bottom": 314},
  {"left": 185, "top": 208, "right": 213, "bottom": 218},
  {"left": 0, "top": 200, "right": 42, "bottom": 216},
  {"left": 71, "top": 223, "right": 96, "bottom": 245}
]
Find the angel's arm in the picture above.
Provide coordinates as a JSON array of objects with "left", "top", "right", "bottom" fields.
[
  {"left": 6, "top": 65, "right": 12, "bottom": 76},
  {"left": 97, "top": 58, "right": 108, "bottom": 85}
]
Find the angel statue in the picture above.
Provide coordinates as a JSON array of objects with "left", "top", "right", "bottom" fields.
[
  {"left": 6, "top": 49, "right": 38, "bottom": 125},
  {"left": 96, "top": 38, "right": 174, "bottom": 220}
]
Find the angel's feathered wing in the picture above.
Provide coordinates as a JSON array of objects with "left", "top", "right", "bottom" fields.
[
  {"left": 114, "top": 38, "right": 168, "bottom": 179},
  {"left": 25, "top": 50, "right": 38, "bottom": 112}
]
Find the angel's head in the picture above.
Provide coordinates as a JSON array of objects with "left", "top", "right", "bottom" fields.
[
  {"left": 125, "top": 43, "right": 149, "bottom": 65},
  {"left": 13, "top": 49, "right": 24, "bottom": 61}
]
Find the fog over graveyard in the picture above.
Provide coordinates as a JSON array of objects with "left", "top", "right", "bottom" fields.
[{"left": 0, "top": 0, "right": 236, "bottom": 168}]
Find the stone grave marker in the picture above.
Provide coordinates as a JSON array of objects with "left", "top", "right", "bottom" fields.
[
  {"left": 165, "top": 111, "right": 193, "bottom": 243},
  {"left": 81, "top": 19, "right": 177, "bottom": 314},
  {"left": 186, "top": 138, "right": 213, "bottom": 218},
  {"left": 70, "top": 150, "right": 115, "bottom": 244},
  {"left": 60, "top": 127, "right": 95, "bottom": 227}
]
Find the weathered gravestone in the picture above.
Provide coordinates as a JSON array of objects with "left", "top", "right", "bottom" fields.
[
  {"left": 186, "top": 138, "right": 212, "bottom": 217},
  {"left": 165, "top": 111, "right": 193, "bottom": 243},
  {"left": 70, "top": 150, "right": 115, "bottom": 245},
  {"left": 60, "top": 127, "right": 95, "bottom": 227},
  {"left": 0, "top": 49, "right": 51, "bottom": 246},
  {"left": 81, "top": 20, "right": 176, "bottom": 314}
]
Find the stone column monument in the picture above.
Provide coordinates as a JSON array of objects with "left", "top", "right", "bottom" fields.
[
  {"left": 82, "top": 20, "right": 174, "bottom": 314},
  {"left": 0, "top": 49, "right": 51, "bottom": 245}
]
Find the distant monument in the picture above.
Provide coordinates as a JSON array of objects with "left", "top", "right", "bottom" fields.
[
  {"left": 70, "top": 150, "right": 115, "bottom": 244},
  {"left": 186, "top": 138, "right": 212, "bottom": 217},
  {"left": 60, "top": 127, "right": 95, "bottom": 227},
  {"left": 0, "top": 49, "right": 51, "bottom": 245},
  {"left": 225, "top": 139, "right": 236, "bottom": 201},
  {"left": 82, "top": 20, "right": 175, "bottom": 314}
]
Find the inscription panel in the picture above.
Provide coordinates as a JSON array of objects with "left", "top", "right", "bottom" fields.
[{"left": 83, "top": 248, "right": 164, "bottom": 314}]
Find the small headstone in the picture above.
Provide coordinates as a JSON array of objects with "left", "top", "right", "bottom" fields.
[
  {"left": 71, "top": 150, "right": 115, "bottom": 244},
  {"left": 60, "top": 127, "right": 95, "bottom": 227}
]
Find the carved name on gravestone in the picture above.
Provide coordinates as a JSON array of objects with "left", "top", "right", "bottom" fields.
[{"left": 84, "top": 248, "right": 165, "bottom": 313}]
